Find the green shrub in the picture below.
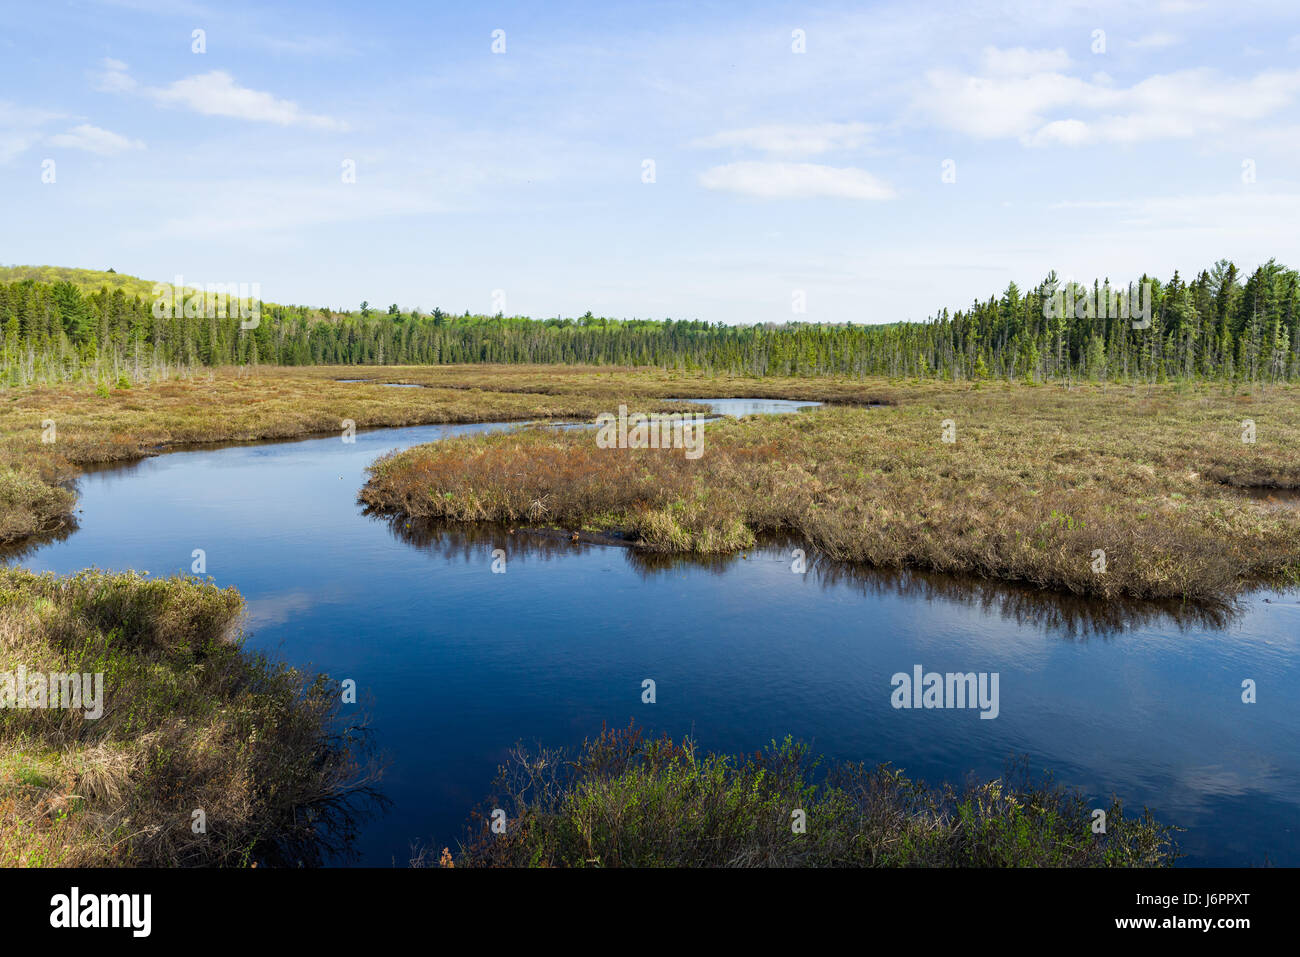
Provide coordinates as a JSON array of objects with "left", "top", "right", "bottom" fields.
[{"left": 453, "top": 724, "right": 1179, "bottom": 868}]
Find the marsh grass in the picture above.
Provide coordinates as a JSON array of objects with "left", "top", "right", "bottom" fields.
[
  {"left": 0, "top": 568, "right": 379, "bottom": 866},
  {"left": 5, "top": 365, "right": 1298, "bottom": 601},
  {"left": 322, "top": 362, "right": 893, "bottom": 405},
  {"left": 362, "top": 377, "right": 1300, "bottom": 602},
  {"left": 451, "top": 723, "right": 1179, "bottom": 867},
  {"left": 0, "top": 365, "right": 701, "bottom": 544}
]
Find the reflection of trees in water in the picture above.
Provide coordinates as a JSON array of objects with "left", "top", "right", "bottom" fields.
[
  {"left": 260, "top": 726, "right": 390, "bottom": 868},
  {"left": 0, "top": 518, "right": 79, "bottom": 564},
  {"left": 378, "top": 517, "right": 1235, "bottom": 639},
  {"left": 810, "top": 560, "right": 1232, "bottom": 639},
  {"left": 376, "top": 513, "right": 614, "bottom": 564}
]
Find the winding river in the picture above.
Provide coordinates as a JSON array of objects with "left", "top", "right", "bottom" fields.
[{"left": 7, "top": 398, "right": 1298, "bottom": 866}]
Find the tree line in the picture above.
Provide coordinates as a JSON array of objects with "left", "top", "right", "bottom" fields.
[{"left": 2, "top": 258, "right": 1296, "bottom": 385}]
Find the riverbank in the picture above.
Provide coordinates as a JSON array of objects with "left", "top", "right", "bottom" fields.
[
  {"left": 361, "top": 378, "right": 1300, "bottom": 602},
  {"left": 0, "top": 568, "right": 375, "bottom": 865},
  {"left": 3, "top": 379, "right": 1288, "bottom": 866},
  {"left": 0, "top": 365, "right": 709, "bottom": 544},
  {"left": 441, "top": 724, "right": 1179, "bottom": 867},
  {"left": 6, "top": 365, "right": 1298, "bottom": 600}
]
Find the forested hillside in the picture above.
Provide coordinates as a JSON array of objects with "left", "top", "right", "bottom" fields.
[
  {"left": 0, "top": 265, "right": 162, "bottom": 303},
  {"left": 1, "top": 260, "right": 1296, "bottom": 384}
]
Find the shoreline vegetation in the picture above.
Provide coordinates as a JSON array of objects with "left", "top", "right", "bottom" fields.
[
  {"left": 384, "top": 517, "right": 1241, "bottom": 637},
  {"left": 0, "top": 568, "right": 378, "bottom": 866},
  {"left": 432, "top": 724, "right": 1179, "bottom": 867},
  {"left": 0, "top": 363, "right": 1275, "bottom": 865},
  {"left": 361, "top": 372, "right": 1300, "bottom": 604},
  {"left": 3, "top": 364, "right": 1297, "bottom": 601},
  {"left": 0, "top": 365, "right": 703, "bottom": 544}
]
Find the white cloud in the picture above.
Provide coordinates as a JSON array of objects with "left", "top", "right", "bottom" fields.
[
  {"left": 980, "top": 46, "right": 1072, "bottom": 75},
  {"left": 151, "top": 71, "right": 347, "bottom": 130},
  {"left": 0, "top": 102, "right": 63, "bottom": 126},
  {"left": 0, "top": 101, "right": 66, "bottom": 163},
  {"left": 916, "top": 53, "right": 1300, "bottom": 147},
  {"left": 917, "top": 68, "right": 1112, "bottom": 139},
  {"left": 1129, "top": 33, "right": 1182, "bottom": 49},
  {"left": 1, "top": 93, "right": 142, "bottom": 162},
  {"left": 92, "top": 58, "right": 136, "bottom": 93},
  {"left": 1026, "top": 119, "right": 1090, "bottom": 147},
  {"left": 689, "top": 122, "right": 874, "bottom": 155},
  {"left": 47, "top": 123, "right": 145, "bottom": 155},
  {"left": 94, "top": 60, "right": 347, "bottom": 131},
  {"left": 0, "top": 132, "right": 42, "bottom": 163},
  {"left": 698, "top": 161, "right": 894, "bottom": 200}
]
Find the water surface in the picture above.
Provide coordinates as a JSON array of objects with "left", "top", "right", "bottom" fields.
[
  {"left": 668, "top": 397, "right": 822, "bottom": 416},
  {"left": 9, "top": 408, "right": 1298, "bottom": 866}
]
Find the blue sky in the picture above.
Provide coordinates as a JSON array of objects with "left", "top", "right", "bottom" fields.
[{"left": 2, "top": 0, "right": 1299, "bottom": 323}]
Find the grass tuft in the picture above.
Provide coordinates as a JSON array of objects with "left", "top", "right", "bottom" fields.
[
  {"left": 450, "top": 723, "right": 1180, "bottom": 868},
  {"left": 0, "top": 568, "right": 379, "bottom": 866},
  {"left": 362, "top": 379, "right": 1300, "bottom": 602}
]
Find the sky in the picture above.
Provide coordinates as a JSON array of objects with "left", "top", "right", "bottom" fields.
[{"left": 2, "top": 0, "right": 1299, "bottom": 324}]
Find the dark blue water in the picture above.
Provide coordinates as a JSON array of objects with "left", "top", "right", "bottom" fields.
[{"left": 8, "top": 402, "right": 1298, "bottom": 866}]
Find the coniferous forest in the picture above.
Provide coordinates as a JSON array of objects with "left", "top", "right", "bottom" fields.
[{"left": 1, "top": 258, "right": 1296, "bottom": 384}]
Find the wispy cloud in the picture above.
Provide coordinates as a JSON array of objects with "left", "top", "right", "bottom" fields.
[
  {"left": 152, "top": 71, "right": 348, "bottom": 130},
  {"left": 0, "top": 101, "right": 65, "bottom": 162},
  {"left": 689, "top": 122, "right": 875, "bottom": 155},
  {"left": 94, "top": 59, "right": 348, "bottom": 131},
  {"left": 915, "top": 48, "right": 1300, "bottom": 147},
  {"left": 92, "top": 58, "right": 136, "bottom": 94},
  {"left": 0, "top": 132, "right": 41, "bottom": 163},
  {"left": 47, "top": 123, "right": 145, "bottom": 154},
  {"left": 1129, "top": 32, "right": 1183, "bottom": 49},
  {"left": 698, "top": 161, "right": 894, "bottom": 200},
  {"left": 980, "top": 46, "right": 1072, "bottom": 75}
]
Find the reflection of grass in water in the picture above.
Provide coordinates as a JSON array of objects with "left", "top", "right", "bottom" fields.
[
  {"left": 0, "top": 568, "right": 384, "bottom": 866},
  {"left": 376, "top": 516, "right": 1236, "bottom": 639},
  {"left": 8, "top": 365, "right": 1298, "bottom": 599},
  {"left": 438, "top": 723, "right": 1179, "bottom": 868},
  {"left": 363, "top": 382, "right": 1300, "bottom": 603},
  {"left": 1240, "top": 486, "right": 1300, "bottom": 511},
  {"left": 0, "top": 516, "right": 78, "bottom": 566}
]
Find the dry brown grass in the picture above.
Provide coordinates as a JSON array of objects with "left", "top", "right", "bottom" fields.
[
  {"left": 362, "top": 378, "right": 1300, "bottom": 603},
  {"left": 301, "top": 362, "right": 894, "bottom": 404},
  {"left": 0, "top": 568, "right": 378, "bottom": 866},
  {"left": 0, "top": 365, "right": 700, "bottom": 544},
  {"left": 6, "top": 365, "right": 1298, "bottom": 601}
]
